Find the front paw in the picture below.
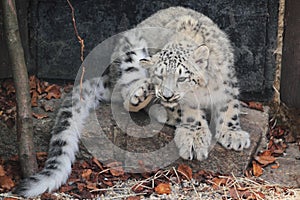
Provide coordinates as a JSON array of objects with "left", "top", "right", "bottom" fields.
[
  {"left": 217, "top": 130, "right": 250, "bottom": 151},
  {"left": 174, "top": 128, "right": 211, "bottom": 161},
  {"left": 123, "top": 81, "right": 153, "bottom": 112}
]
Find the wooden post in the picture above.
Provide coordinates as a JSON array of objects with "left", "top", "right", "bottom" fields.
[{"left": 280, "top": 0, "right": 300, "bottom": 108}]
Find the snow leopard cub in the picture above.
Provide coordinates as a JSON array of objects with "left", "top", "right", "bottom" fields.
[{"left": 14, "top": 6, "right": 250, "bottom": 197}]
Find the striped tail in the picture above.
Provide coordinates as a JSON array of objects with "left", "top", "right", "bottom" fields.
[{"left": 13, "top": 77, "right": 110, "bottom": 197}]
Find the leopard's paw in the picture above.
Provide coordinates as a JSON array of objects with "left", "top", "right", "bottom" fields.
[
  {"left": 217, "top": 130, "right": 250, "bottom": 151},
  {"left": 193, "top": 134, "right": 211, "bottom": 161},
  {"left": 174, "top": 127, "right": 211, "bottom": 161},
  {"left": 123, "top": 81, "right": 153, "bottom": 112}
]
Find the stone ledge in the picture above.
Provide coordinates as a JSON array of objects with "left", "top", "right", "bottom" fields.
[{"left": 82, "top": 104, "right": 269, "bottom": 175}]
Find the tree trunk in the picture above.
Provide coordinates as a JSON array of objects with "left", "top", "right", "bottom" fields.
[
  {"left": 280, "top": 0, "right": 300, "bottom": 108},
  {"left": 1, "top": 0, "right": 37, "bottom": 177}
]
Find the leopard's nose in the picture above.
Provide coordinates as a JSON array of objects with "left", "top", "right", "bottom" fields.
[{"left": 159, "top": 87, "right": 174, "bottom": 101}]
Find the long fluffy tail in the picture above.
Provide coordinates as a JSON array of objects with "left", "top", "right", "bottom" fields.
[{"left": 13, "top": 77, "right": 110, "bottom": 197}]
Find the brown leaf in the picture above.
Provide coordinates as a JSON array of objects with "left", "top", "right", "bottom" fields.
[
  {"left": 255, "top": 191, "right": 266, "bottom": 199},
  {"left": 254, "top": 155, "right": 276, "bottom": 166},
  {"left": 271, "top": 161, "right": 280, "bottom": 169},
  {"left": 102, "top": 179, "right": 113, "bottom": 187},
  {"left": 0, "top": 175, "right": 15, "bottom": 190},
  {"left": 0, "top": 165, "right": 5, "bottom": 176},
  {"left": 154, "top": 183, "right": 171, "bottom": 195},
  {"left": 132, "top": 183, "right": 145, "bottom": 193},
  {"left": 80, "top": 161, "right": 90, "bottom": 169},
  {"left": 31, "top": 90, "right": 39, "bottom": 107},
  {"left": 81, "top": 169, "right": 92, "bottom": 180},
  {"left": 248, "top": 102, "right": 264, "bottom": 112},
  {"left": 106, "top": 161, "right": 124, "bottom": 177},
  {"left": 36, "top": 152, "right": 48, "bottom": 159},
  {"left": 240, "top": 190, "right": 256, "bottom": 199},
  {"left": 29, "top": 75, "right": 37, "bottom": 91},
  {"left": 177, "top": 164, "right": 192, "bottom": 180},
  {"left": 60, "top": 185, "right": 74, "bottom": 193},
  {"left": 252, "top": 161, "right": 263, "bottom": 177},
  {"left": 41, "top": 192, "right": 59, "bottom": 200},
  {"left": 45, "top": 84, "right": 61, "bottom": 99},
  {"left": 229, "top": 187, "right": 241, "bottom": 199},
  {"left": 3, "top": 197, "right": 20, "bottom": 200},
  {"left": 260, "top": 150, "right": 272, "bottom": 156},
  {"left": 126, "top": 196, "right": 141, "bottom": 200},
  {"left": 86, "top": 181, "right": 98, "bottom": 190},
  {"left": 32, "top": 112, "right": 48, "bottom": 119},
  {"left": 36, "top": 80, "right": 43, "bottom": 94},
  {"left": 92, "top": 157, "right": 104, "bottom": 171},
  {"left": 211, "top": 177, "right": 227, "bottom": 190}
]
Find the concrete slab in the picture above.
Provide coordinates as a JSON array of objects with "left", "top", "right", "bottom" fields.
[
  {"left": 81, "top": 103, "right": 269, "bottom": 176},
  {"left": 260, "top": 143, "right": 300, "bottom": 187}
]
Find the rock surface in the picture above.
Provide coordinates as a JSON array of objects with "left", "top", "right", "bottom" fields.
[
  {"left": 81, "top": 103, "right": 269, "bottom": 176},
  {"left": 1, "top": 97, "right": 299, "bottom": 187}
]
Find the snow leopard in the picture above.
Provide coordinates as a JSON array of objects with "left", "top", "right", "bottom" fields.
[{"left": 14, "top": 6, "right": 250, "bottom": 197}]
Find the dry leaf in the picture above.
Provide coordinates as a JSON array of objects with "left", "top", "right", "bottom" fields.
[
  {"left": 32, "top": 112, "right": 48, "bottom": 119},
  {"left": 254, "top": 155, "right": 276, "bottom": 166},
  {"left": 86, "top": 181, "right": 98, "bottom": 190},
  {"left": 252, "top": 161, "right": 263, "bottom": 177},
  {"left": 31, "top": 90, "right": 39, "bottom": 107},
  {"left": 154, "top": 183, "right": 171, "bottom": 195},
  {"left": 29, "top": 75, "right": 37, "bottom": 90},
  {"left": 106, "top": 161, "right": 124, "bottom": 177},
  {"left": 80, "top": 161, "right": 90, "bottom": 169},
  {"left": 36, "top": 79, "right": 43, "bottom": 94},
  {"left": 41, "top": 193, "right": 58, "bottom": 200},
  {"left": 255, "top": 191, "right": 266, "bottom": 199},
  {"left": 248, "top": 102, "right": 264, "bottom": 112},
  {"left": 102, "top": 179, "right": 113, "bottom": 187},
  {"left": 126, "top": 196, "right": 141, "bottom": 200},
  {"left": 45, "top": 85, "right": 61, "bottom": 99},
  {"left": 132, "top": 183, "right": 145, "bottom": 193},
  {"left": 229, "top": 187, "right": 240, "bottom": 199},
  {"left": 260, "top": 150, "right": 272, "bottom": 156},
  {"left": 0, "top": 175, "right": 15, "bottom": 190},
  {"left": 36, "top": 152, "right": 48, "bottom": 159},
  {"left": 177, "top": 164, "right": 192, "bottom": 180},
  {"left": 60, "top": 185, "right": 74, "bottom": 193},
  {"left": 3, "top": 197, "right": 19, "bottom": 200},
  {"left": 212, "top": 177, "right": 227, "bottom": 189},
  {"left": 271, "top": 161, "right": 280, "bottom": 169},
  {"left": 0, "top": 165, "right": 5, "bottom": 176},
  {"left": 81, "top": 169, "right": 92, "bottom": 180},
  {"left": 92, "top": 157, "right": 104, "bottom": 171}
]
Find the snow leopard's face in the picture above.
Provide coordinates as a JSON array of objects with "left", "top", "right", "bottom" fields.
[{"left": 142, "top": 43, "right": 210, "bottom": 108}]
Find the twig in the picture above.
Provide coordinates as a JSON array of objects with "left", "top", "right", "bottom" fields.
[{"left": 66, "top": 0, "right": 85, "bottom": 100}]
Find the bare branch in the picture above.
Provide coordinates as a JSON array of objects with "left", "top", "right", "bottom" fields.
[{"left": 66, "top": 0, "right": 86, "bottom": 100}]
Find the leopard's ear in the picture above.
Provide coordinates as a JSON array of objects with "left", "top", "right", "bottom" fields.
[{"left": 193, "top": 45, "right": 210, "bottom": 67}]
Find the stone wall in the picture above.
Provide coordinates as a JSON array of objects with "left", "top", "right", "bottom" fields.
[{"left": 0, "top": 0, "right": 279, "bottom": 101}]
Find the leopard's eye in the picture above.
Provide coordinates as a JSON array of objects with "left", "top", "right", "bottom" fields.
[{"left": 177, "top": 77, "right": 188, "bottom": 82}]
